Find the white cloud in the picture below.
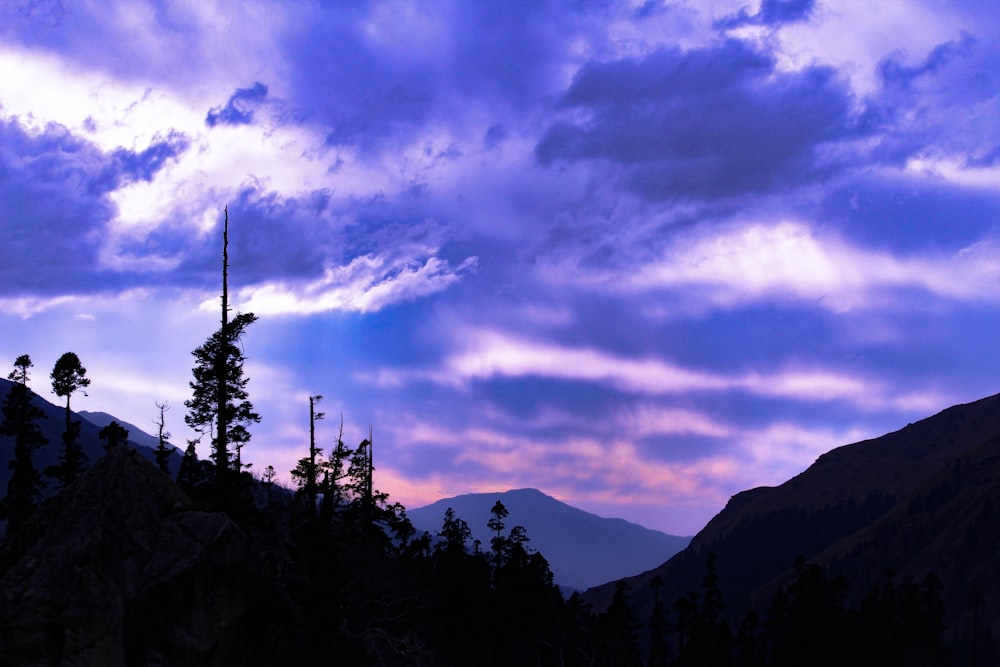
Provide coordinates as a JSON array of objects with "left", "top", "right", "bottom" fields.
[
  {"left": 443, "top": 329, "right": 814, "bottom": 394},
  {"left": 233, "top": 251, "right": 477, "bottom": 316},
  {"left": 551, "top": 220, "right": 1000, "bottom": 312},
  {"left": 621, "top": 404, "right": 733, "bottom": 438},
  {"left": 0, "top": 295, "right": 81, "bottom": 318},
  {"left": 767, "top": 0, "right": 972, "bottom": 95},
  {"left": 432, "top": 328, "right": 953, "bottom": 412},
  {"left": 443, "top": 330, "right": 730, "bottom": 393},
  {"left": 905, "top": 157, "right": 1000, "bottom": 191}
]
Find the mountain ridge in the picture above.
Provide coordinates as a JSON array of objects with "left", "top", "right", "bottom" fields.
[
  {"left": 0, "top": 379, "right": 182, "bottom": 500},
  {"left": 583, "top": 390, "right": 1000, "bottom": 658}
]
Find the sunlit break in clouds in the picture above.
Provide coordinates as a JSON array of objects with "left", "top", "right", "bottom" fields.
[{"left": 2, "top": 0, "right": 1000, "bottom": 535}]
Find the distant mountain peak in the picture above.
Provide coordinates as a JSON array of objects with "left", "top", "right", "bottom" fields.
[{"left": 409, "top": 488, "right": 689, "bottom": 590}]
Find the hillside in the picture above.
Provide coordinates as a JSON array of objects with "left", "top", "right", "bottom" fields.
[
  {"left": 0, "top": 379, "right": 182, "bottom": 499},
  {"left": 409, "top": 488, "right": 690, "bottom": 590},
  {"left": 584, "top": 391, "right": 1000, "bottom": 660}
]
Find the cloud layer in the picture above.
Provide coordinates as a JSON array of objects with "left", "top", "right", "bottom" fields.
[{"left": 2, "top": 0, "right": 1000, "bottom": 534}]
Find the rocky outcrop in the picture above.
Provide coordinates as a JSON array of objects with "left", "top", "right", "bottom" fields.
[{"left": 0, "top": 447, "right": 293, "bottom": 666}]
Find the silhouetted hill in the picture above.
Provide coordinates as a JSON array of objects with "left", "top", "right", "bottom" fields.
[
  {"left": 409, "top": 488, "right": 690, "bottom": 590},
  {"left": 584, "top": 391, "right": 1000, "bottom": 657},
  {"left": 0, "top": 446, "right": 294, "bottom": 665},
  {"left": 0, "top": 379, "right": 182, "bottom": 499},
  {"left": 78, "top": 410, "right": 165, "bottom": 452}
]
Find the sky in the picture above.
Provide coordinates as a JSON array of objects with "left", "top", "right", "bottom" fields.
[{"left": 2, "top": 0, "right": 1000, "bottom": 536}]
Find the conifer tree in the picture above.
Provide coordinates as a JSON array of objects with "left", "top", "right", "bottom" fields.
[
  {"left": 47, "top": 351, "right": 90, "bottom": 488},
  {"left": 177, "top": 440, "right": 207, "bottom": 490},
  {"left": 487, "top": 499, "right": 509, "bottom": 565},
  {"left": 185, "top": 207, "right": 259, "bottom": 483},
  {"left": 99, "top": 420, "right": 129, "bottom": 451},
  {"left": 599, "top": 580, "right": 642, "bottom": 667},
  {"left": 263, "top": 464, "right": 276, "bottom": 506},
  {"left": 1, "top": 355, "right": 48, "bottom": 532},
  {"left": 347, "top": 427, "right": 374, "bottom": 521},
  {"left": 291, "top": 395, "right": 325, "bottom": 517},
  {"left": 321, "top": 415, "right": 352, "bottom": 511},
  {"left": 437, "top": 507, "right": 472, "bottom": 556}
]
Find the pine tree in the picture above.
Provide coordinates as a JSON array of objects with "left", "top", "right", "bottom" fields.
[
  {"left": 177, "top": 440, "right": 206, "bottom": 490},
  {"left": 488, "top": 499, "right": 509, "bottom": 566},
  {"left": 437, "top": 507, "right": 472, "bottom": 556},
  {"left": 321, "top": 415, "right": 353, "bottom": 512},
  {"left": 346, "top": 427, "right": 374, "bottom": 522},
  {"left": 1, "top": 355, "right": 48, "bottom": 533},
  {"left": 263, "top": 464, "right": 276, "bottom": 506},
  {"left": 598, "top": 580, "right": 642, "bottom": 667},
  {"left": 99, "top": 420, "right": 129, "bottom": 451},
  {"left": 184, "top": 207, "right": 259, "bottom": 483},
  {"left": 47, "top": 351, "right": 90, "bottom": 488}
]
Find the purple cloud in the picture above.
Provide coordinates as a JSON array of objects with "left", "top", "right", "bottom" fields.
[
  {"left": 0, "top": 118, "right": 112, "bottom": 293},
  {"left": 536, "top": 39, "right": 862, "bottom": 200},
  {"left": 715, "top": 0, "right": 816, "bottom": 29},
  {"left": 206, "top": 82, "right": 268, "bottom": 127}
]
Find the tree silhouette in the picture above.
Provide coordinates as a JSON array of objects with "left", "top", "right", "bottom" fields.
[
  {"left": 0, "top": 355, "right": 48, "bottom": 533},
  {"left": 291, "top": 395, "right": 325, "bottom": 518},
  {"left": 598, "top": 580, "right": 643, "bottom": 667},
  {"left": 648, "top": 574, "right": 670, "bottom": 667},
  {"left": 487, "top": 499, "right": 509, "bottom": 566},
  {"left": 99, "top": 420, "right": 129, "bottom": 451},
  {"left": 185, "top": 207, "right": 259, "bottom": 483},
  {"left": 347, "top": 427, "right": 375, "bottom": 523},
  {"left": 47, "top": 351, "right": 91, "bottom": 488},
  {"left": 676, "top": 552, "right": 733, "bottom": 666},
  {"left": 262, "top": 464, "right": 276, "bottom": 506},
  {"left": 177, "top": 440, "right": 207, "bottom": 490},
  {"left": 153, "top": 400, "right": 172, "bottom": 474},
  {"left": 437, "top": 507, "right": 472, "bottom": 556},
  {"left": 319, "top": 415, "right": 352, "bottom": 516}
]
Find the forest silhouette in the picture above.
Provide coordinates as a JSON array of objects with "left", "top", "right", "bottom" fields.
[{"left": 0, "top": 211, "right": 979, "bottom": 665}]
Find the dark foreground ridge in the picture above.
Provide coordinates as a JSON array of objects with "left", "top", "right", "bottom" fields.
[
  {"left": 0, "top": 446, "right": 292, "bottom": 665},
  {"left": 3, "top": 389, "right": 1000, "bottom": 664}
]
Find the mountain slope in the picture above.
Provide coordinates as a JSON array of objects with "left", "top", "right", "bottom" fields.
[
  {"left": 584, "top": 391, "right": 1000, "bottom": 652},
  {"left": 0, "top": 379, "right": 182, "bottom": 497},
  {"left": 409, "top": 488, "right": 690, "bottom": 590},
  {"left": 78, "top": 410, "right": 166, "bottom": 452}
]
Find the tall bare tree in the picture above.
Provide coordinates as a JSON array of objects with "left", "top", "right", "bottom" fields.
[
  {"left": 185, "top": 207, "right": 259, "bottom": 483},
  {"left": 153, "top": 400, "right": 172, "bottom": 474}
]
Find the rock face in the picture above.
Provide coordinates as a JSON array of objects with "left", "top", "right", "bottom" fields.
[{"left": 0, "top": 447, "right": 292, "bottom": 666}]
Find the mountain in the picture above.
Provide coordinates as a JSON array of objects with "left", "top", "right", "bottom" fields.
[
  {"left": 584, "top": 391, "right": 1000, "bottom": 657},
  {"left": 408, "top": 487, "right": 690, "bottom": 591},
  {"left": 0, "top": 379, "right": 182, "bottom": 499},
  {"left": 78, "top": 410, "right": 166, "bottom": 452}
]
